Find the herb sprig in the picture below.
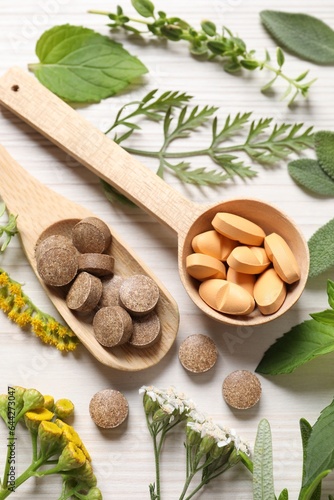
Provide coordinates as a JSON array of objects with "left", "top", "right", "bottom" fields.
[
  {"left": 89, "top": 0, "right": 316, "bottom": 104},
  {"left": 0, "top": 203, "right": 18, "bottom": 253},
  {"left": 101, "top": 89, "right": 313, "bottom": 202}
]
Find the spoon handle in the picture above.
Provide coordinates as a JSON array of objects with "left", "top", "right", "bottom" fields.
[{"left": 0, "top": 67, "right": 201, "bottom": 239}]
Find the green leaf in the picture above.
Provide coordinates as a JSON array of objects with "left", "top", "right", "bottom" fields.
[
  {"left": 278, "top": 489, "right": 289, "bottom": 500},
  {"left": 314, "top": 131, "right": 334, "bottom": 180},
  {"left": 288, "top": 159, "right": 334, "bottom": 197},
  {"left": 253, "top": 419, "right": 276, "bottom": 500},
  {"left": 276, "top": 47, "right": 285, "bottom": 67},
  {"left": 328, "top": 280, "right": 334, "bottom": 309},
  {"left": 131, "top": 0, "right": 155, "bottom": 18},
  {"left": 100, "top": 179, "right": 135, "bottom": 206},
  {"left": 201, "top": 20, "right": 216, "bottom": 37},
  {"left": 240, "top": 59, "right": 259, "bottom": 70},
  {"left": 166, "top": 160, "right": 230, "bottom": 186},
  {"left": 300, "top": 418, "right": 312, "bottom": 486},
  {"left": 310, "top": 310, "right": 334, "bottom": 326},
  {"left": 29, "top": 24, "right": 147, "bottom": 103},
  {"left": 260, "top": 10, "right": 334, "bottom": 64},
  {"left": 303, "top": 398, "right": 334, "bottom": 488},
  {"left": 308, "top": 218, "right": 334, "bottom": 278},
  {"left": 256, "top": 319, "right": 334, "bottom": 375}
]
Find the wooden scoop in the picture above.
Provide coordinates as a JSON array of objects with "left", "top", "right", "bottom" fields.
[
  {"left": 0, "top": 145, "right": 179, "bottom": 370},
  {"left": 0, "top": 67, "right": 309, "bottom": 327}
]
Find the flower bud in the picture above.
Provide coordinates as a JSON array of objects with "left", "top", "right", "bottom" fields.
[
  {"left": 228, "top": 447, "right": 242, "bottom": 467},
  {"left": 54, "top": 398, "right": 75, "bottom": 419},
  {"left": 13, "top": 386, "right": 26, "bottom": 414},
  {"left": 38, "top": 420, "right": 63, "bottom": 458},
  {"left": 197, "top": 435, "right": 215, "bottom": 457},
  {"left": 22, "top": 389, "right": 44, "bottom": 413},
  {"left": 82, "top": 487, "right": 103, "bottom": 500},
  {"left": 57, "top": 442, "right": 86, "bottom": 471},
  {"left": 24, "top": 408, "right": 54, "bottom": 433},
  {"left": 186, "top": 426, "right": 201, "bottom": 446},
  {"left": 152, "top": 408, "right": 168, "bottom": 423},
  {"left": 0, "top": 395, "right": 8, "bottom": 425},
  {"left": 43, "top": 395, "right": 55, "bottom": 410},
  {"left": 70, "top": 461, "right": 97, "bottom": 488},
  {"left": 143, "top": 394, "right": 158, "bottom": 415}
]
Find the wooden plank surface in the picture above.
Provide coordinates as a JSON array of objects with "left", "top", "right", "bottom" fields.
[{"left": 0, "top": 1, "right": 333, "bottom": 498}]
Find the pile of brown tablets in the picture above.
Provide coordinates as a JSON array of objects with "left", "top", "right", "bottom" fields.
[
  {"left": 35, "top": 217, "right": 161, "bottom": 349},
  {"left": 186, "top": 212, "right": 301, "bottom": 316}
]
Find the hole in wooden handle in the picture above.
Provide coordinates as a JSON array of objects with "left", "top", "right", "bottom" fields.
[{"left": 11, "top": 84, "right": 20, "bottom": 92}]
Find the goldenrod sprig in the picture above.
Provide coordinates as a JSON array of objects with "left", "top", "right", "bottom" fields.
[
  {"left": 0, "top": 269, "right": 78, "bottom": 351},
  {"left": 89, "top": 1, "right": 315, "bottom": 104}
]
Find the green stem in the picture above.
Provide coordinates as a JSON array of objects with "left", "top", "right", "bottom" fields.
[
  {"left": 88, "top": 10, "right": 152, "bottom": 25},
  {"left": 152, "top": 432, "right": 161, "bottom": 499},
  {"left": 0, "top": 456, "right": 45, "bottom": 499}
]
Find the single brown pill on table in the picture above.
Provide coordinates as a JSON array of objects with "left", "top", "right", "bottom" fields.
[
  {"left": 129, "top": 311, "right": 161, "bottom": 349},
  {"left": 36, "top": 246, "right": 78, "bottom": 287},
  {"left": 178, "top": 334, "right": 218, "bottom": 373},
  {"left": 72, "top": 217, "right": 112, "bottom": 254},
  {"left": 93, "top": 305, "right": 133, "bottom": 347},
  {"left": 66, "top": 271, "right": 103, "bottom": 313},
  {"left": 98, "top": 274, "right": 124, "bottom": 308},
  {"left": 119, "top": 274, "right": 159, "bottom": 315},
  {"left": 89, "top": 389, "right": 129, "bottom": 429},
  {"left": 223, "top": 370, "right": 262, "bottom": 410},
  {"left": 35, "top": 234, "right": 73, "bottom": 260},
  {"left": 78, "top": 253, "right": 114, "bottom": 277}
]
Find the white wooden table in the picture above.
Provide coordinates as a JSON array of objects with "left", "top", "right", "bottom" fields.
[{"left": 0, "top": 1, "right": 333, "bottom": 498}]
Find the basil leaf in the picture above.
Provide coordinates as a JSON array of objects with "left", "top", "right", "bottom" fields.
[
  {"left": 29, "top": 24, "right": 148, "bottom": 103},
  {"left": 308, "top": 218, "right": 334, "bottom": 278},
  {"left": 260, "top": 10, "right": 334, "bottom": 64},
  {"left": 131, "top": 0, "right": 155, "bottom": 18},
  {"left": 302, "top": 399, "right": 334, "bottom": 488},
  {"left": 315, "top": 131, "right": 334, "bottom": 180},
  {"left": 253, "top": 419, "right": 275, "bottom": 500},
  {"left": 256, "top": 319, "right": 334, "bottom": 375},
  {"left": 310, "top": 309, "right": 334, "bottom": 326},
  {"left": 288, "top": 159, "right": 334, "bottom": 197}
]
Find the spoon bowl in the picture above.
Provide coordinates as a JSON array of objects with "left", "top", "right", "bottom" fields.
[
  {"left": 0, "top": 146, "right": 179, "bottom": 370},
  {"left": 0, "top": 67, "right": 309, "bottom": 327}
]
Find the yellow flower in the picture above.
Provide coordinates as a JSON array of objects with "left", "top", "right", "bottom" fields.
[
  {"left": 54, "top": 399, "right": 75, "bottom": 419},
  {"left": 24, "top": 408, "right": 54, "bottom": 432},
  {"left": 13, "top": 294, "right": 26, "bottom": 309},
  {"left": 30, "top": 317, "right": 45, "bottom": 335},
  {"left": 57, "top": 442, "right": 86, "bottom": 471},
  {"left": 0, "top": 273, "right": 9, "bottom": 286},
  {"left": 0, "top": 297, "right": 11, "bottom": 313},
  {"left": 9, "top": 283, "right": 22, "bottom": 296},
  {"left": 15, "top": 311, "right": 31, "bottom": 327},
  {"left": 38, "top": 421, "right": 63, "bottom": 458},
  {"left": 43, "top": 395, "right": 55, "bottom": 410}
]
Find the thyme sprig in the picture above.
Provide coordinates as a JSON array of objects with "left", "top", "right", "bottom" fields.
[
  {"left": 89, "top": 1, "right": 316, "bottom": 104},
  {"left": 102, "top": 89, "right": 313, "bottom": 202}
]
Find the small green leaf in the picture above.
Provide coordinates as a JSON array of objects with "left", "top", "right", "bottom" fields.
[
  {"left": 201, "top": 20, "right": 216, "bottom": 37},
  {"left": 160, "top": 25, "right": 183, "bottom": 41},
  {"left": 240, "top": 59, "right": 259, "bottom": 70},
  {"left": 253, "top": 419, "right": 275, "bottom": 500},
  {"left": 328, "top": 280, "right": 334, "bottom": 309},
  {"left": 314, "top": 131, "right": 334, "bottom": 180},
  {"left": 28, "top": 24, "right": 147, "bottom": 103},
  {"left": 276, "top": 47, "right": 285, "bottom": 67},
  {"left": 311, "top": 309, "right": 334, "bottom": 326},
  {"left": 278, "top": 489, "right": 289, "bottom": 500},
  {"left": 207, "top": 40, "right": 227, "bottom": 55},
  {"left": 256, "top": 319, "right": 334, "bottom": 375},
  {"left": 300, "top": 418, "right": 312, "bottom": 485},
  {"left": 295, "top": 70, "right": 309, "bottom": 82},
  {"left": 100, "top": 179, "right": 135, "bottom": 206},
  {"left": 308, "top": 218, "right": 334, "bottom": 278},
  {"left": 131, "top": 0, "right": 155, "bottom": 18},
  {"left": 260, "top": 10, "right": 334, "bottom": 64},
  {"left": 223, "top": 60, "right": 241, "bottom": 73},
  {"left": 288, "top": 159, "right": 334, "bottom": 197}
]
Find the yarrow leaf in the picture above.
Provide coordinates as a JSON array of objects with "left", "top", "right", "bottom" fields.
[
  {"left": 28, "top": 24, "right": 148, "bottom": 103},
  {"left": 260, "top": 10, "right": 334, "bottom": 64},
  {"left": 288, "top": 159, "right": 334, "bottom": 196}
]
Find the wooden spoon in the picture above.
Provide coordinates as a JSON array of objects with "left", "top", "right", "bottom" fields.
[
  {"left": 0, "top": 145, "right": 179, "bottom": 370},
  {"left": 0, "top": 67, "right": 309, "bottom": 327}
]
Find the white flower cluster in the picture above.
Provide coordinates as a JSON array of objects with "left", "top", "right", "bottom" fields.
[
  {"left": 139, "top": 385, "right": 250, "bottom": 456},
  {"left": 140, "top": 385, "right": 196, "bottom": 423}
]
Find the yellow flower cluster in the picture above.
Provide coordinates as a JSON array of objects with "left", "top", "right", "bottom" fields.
[{"left": 0, "top": 269, "right": 78, "bottom": 351}]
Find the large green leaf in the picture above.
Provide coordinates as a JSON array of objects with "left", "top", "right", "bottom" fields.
[
  {"left": 288, "top": 159, "right": 334, "bottom": 197},
  {"left": 302, "top": 399, "right": 334, "bottom": 490},
  {"left": 256, "top": 319, "right": 334, "bottom": 375},
  {"left": 260, "top": 10, "right": 334, "bottom": 64},
  {"left": 29, "top": 24, "right": 148, "bottom": 103},
  {"left": 253, "top": 419, "right": 276, "bottom": 500},
  {"left": 314, "top": 131, "right": 334, "bottom": 180},
  {"left": 308, "top": 218, "right": 334, "bottom": 278}
]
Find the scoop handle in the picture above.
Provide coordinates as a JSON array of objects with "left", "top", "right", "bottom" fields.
[{"left": 0, "top": 67, "right": 200, "bottom": 239}]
